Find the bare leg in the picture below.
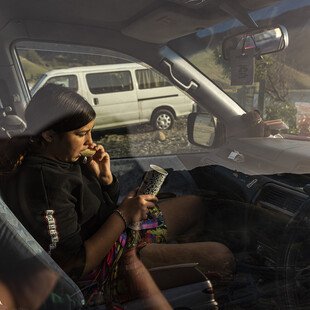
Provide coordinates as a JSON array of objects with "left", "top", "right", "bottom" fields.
[
  {"left": 140, "top": 242, "right": 235, "bottom": 279},
  {"left": 0, "top": 281, "right": 16, "bottom": 310},
  {"left": 158, "top": 195, "right": 208, "bottom": 241},
  {"left": 119, "top": 248, "right": 172, "bottom": 310},
  {"left": 159, "top": 196, "right": 250, "bottom": 249},
  {"left": 149, "top": 196, "right": 235, "bottom": 280}
]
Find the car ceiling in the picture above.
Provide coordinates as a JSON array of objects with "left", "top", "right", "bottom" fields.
[{"left": 0, "top": 0, "right": 280, "bottom": 44}]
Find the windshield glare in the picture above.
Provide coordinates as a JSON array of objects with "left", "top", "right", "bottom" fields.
[{"left": 170, "top": 0, "right": 310, "bottom": 138}]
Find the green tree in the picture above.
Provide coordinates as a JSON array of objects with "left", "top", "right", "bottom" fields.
[
  {"left": 213, "top": 48, "right": 297, "bottom": 132},
  {"left": 256, "top": 55, "right": 297, "bottom": 132}
]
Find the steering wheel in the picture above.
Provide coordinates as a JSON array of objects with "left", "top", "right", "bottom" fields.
[{"left": 278, "top": 202, "right": 310, "bottom": 308}]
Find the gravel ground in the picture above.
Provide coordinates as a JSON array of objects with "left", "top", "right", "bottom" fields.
[{"left": 93, "top": 117, "right": 203, "bottom": 158}]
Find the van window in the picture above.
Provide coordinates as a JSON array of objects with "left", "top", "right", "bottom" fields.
[
  {"left": 46, "top": 75, "right": 78, "bottom": 92},
  {"left": 135, "top": 69, "right": 171, "bottom": 89},
  {"left": 86, "top": 71, "right": 133, "bottom": 94}
]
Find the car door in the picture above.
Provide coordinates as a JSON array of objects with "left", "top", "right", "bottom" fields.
[{"left": 82, "top": 69, "right": 139, "bottom": 130}]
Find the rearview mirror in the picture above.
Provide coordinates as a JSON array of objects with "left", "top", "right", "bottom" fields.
[{"left": 222, "top": 25, "right": 289, "bottom": 61}]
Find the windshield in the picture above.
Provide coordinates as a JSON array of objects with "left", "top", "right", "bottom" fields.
[{"left": 169, "top": 0, "right": 310, "bottom": 138}]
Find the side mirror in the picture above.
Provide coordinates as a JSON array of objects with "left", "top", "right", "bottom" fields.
[
  {"left": 188, "top": 112, "right": 224, "bottom": 148},
  {"left": 222, "top": 25, "right": 289, "bottom": 61}
]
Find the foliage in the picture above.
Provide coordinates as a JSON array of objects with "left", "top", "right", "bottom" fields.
[
  {"left": 256, "top": 55, "right": 297, "bottom": 132},
  {"left": 265, "top": 100, "right": 297, "bottom": 133},
  {"left": 213, "top": 47, "right": 297, "bottom": 132},
  {"left": 255, "top": 55, "right": 288, "bottom": 102}
]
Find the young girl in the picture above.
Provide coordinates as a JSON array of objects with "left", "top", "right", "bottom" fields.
[{"left": 0, "top": 84, "right": 233, "bottom": 308}]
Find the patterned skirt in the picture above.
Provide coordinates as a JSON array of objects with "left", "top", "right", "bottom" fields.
[{"left": 77, "top": 204, "right": 167, "bottom": 307}]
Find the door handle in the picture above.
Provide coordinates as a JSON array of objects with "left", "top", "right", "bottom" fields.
[{"left": 93, "top": 98, "right": 99, "bottom": 105}]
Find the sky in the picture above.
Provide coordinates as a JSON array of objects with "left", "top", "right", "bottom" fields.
[{"left": 197, "top": 0, "right": 309, "bottom": 38}]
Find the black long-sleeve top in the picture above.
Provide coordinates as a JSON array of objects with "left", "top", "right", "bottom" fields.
[{"left": 0, "top": 155, "right": 120, "bottom": 280}]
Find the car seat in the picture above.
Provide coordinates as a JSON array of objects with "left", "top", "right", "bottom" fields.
[
  {"left": 0, "top": 196, "right": 85, "bottom": 309},
  {"left": 0, "top": 195, "right": 217, "bottom": 310}
]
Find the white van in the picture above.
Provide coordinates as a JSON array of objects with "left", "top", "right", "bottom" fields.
[{"left": 31, "top": 63, "right": 195, "bottom": 130}]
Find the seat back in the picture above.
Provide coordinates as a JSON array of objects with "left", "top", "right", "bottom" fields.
[{"left": 0, "top": 196, "right": 85, "bottom": 309}]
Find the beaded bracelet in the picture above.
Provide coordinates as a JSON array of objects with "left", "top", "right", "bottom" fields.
[{"left": 113, "top": 209, "right": 128, "bottom": 228}]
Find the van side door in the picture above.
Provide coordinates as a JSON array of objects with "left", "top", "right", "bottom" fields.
[
  {"left": 83, "top": 70, "right": 139, "bottom": 130},
  {"left": 134, "top": 68, "right": 194, "bottom": 123}
]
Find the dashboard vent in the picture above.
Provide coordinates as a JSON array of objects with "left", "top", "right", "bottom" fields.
[{"left": 257, "top": 185, "right": 306, "bottom": 214}]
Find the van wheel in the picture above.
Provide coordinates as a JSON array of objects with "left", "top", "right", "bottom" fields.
[{"left": 152, "top": 109, "right": 174, "bottom": 130}]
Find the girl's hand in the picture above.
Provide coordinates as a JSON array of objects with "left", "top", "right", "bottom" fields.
[
  {"left": 86, "top": 143, "right": 113, "bottom": 185},
  {"left": 118, "top": 190, "right": 158, "bottom": 224}
]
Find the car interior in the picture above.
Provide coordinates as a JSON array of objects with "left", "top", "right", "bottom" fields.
[{"left": 0, "top": 0, "right": 310, "bottom": 309}]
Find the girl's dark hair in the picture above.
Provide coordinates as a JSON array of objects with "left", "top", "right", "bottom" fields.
[
  {"left": 0, "top": 84, "right": 96, "bottom": 173},
  {"left": 26, "top": 83, "right": 96, "bottom": 134}
]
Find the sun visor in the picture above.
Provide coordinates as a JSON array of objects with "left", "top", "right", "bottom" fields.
[{"left": 122, "top": 7, "right": 223, "bottom": 44}]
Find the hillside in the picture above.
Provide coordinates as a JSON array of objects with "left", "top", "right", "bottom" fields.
[
  {"left": 18, "top": 48, "right": 130, "bottom": 86},
  {"left": 19, "top": 56, "right": 47, "bottom": 83}
]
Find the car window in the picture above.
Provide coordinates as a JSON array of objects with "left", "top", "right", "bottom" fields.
[
  {"left": 86, "top": 71, "right": 133, "bottom": 94},
  {"left": 15, "top": 41, "right": 203, "bottom": 159}
]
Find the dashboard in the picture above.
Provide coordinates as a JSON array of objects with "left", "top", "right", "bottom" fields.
[{"left": 189, "top": 164, "right": 310, "bottom": 307}]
